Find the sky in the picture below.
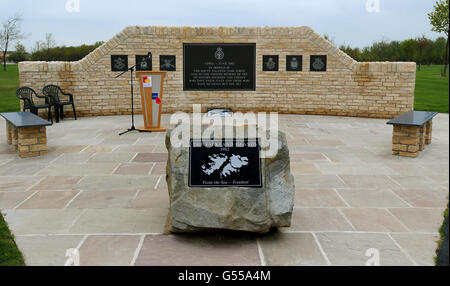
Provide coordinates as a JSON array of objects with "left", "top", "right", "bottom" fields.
[{"left": 0, "top": 0, "right": 444, "bottom": 51}]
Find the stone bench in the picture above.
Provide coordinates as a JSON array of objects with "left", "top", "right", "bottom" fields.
[
  {"left": 387, "top": 110, "right": 438, "bottom": 157},
  {"left": 1, "top": 112, "right": 52, "bottom": 158}
]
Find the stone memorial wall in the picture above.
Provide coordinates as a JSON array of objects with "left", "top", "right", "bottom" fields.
[{"left": 19, "top": 26, "right": 416, "bottom": 118}]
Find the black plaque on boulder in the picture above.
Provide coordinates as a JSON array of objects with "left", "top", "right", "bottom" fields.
[
  {"left": 136, "top": 55, "right": 152, "bottom": 71},
  {"left": 189, "top": 139, "right": 262, "bottom": 188},
  {"left": 310, "top": 55, "right": 327, "bottom": 72},
  {"left": 286, "top": 55, "right": 302, "bottom": 71},
  {"left": 263, "top": 55, "right": 279, "bottom": 71},
  {"left": 183, "top": 43, "right": 256, "bottom": 91},
  {"left": 111, "top": 55, "right": 128, "bottom": 72}
]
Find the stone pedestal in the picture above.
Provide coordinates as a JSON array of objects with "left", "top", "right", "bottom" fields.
[
  {"left": 17, "top": 126, "right": 47, "bottom": 158},
  {"left": 419, "top": 125, "right": 425, "bottom": 151},
  {"left": 11, "top": 126, "right": 19, "bottom": 151},
  {"left": 165, "top": 125, "right": 295, "bottom": 233},
  {"left": 425, "top": 120, "right": 432, "bottom": 145},
  {"left": 392, "top": 119, "right": 434, "bottom": 158},
  {"left": 392, "top": 125, "right": 421, "bottom": 157},
  {"left": 6, "top": 121, "right": 13, "bottom": 145}
]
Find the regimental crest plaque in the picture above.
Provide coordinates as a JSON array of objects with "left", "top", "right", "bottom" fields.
[
  {"left": 286, "top": 55, "right": 302, "bottom": 71},
  {"left": 111, "top": 55, "right": 128, "bottom": 72},
  {"left": 263, "top": 55, "right": 279, "bottom": 71},
  {"left": 189, "top": 139, "right": 262, "bottom": 188},
  {"left": 160, "top": 55, "right": 176, "bottom": 71},
  {"left": 136, "top": 55, "right": 152, "bottom": 71},
  {"left": 310, "top": 55, "right": 327, "bottom": 72}
]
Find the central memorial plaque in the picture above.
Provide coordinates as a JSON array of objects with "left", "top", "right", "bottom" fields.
[
  {"left": 189, "top": 139, "right": 262, "bottom": 187},
  {"left": 183, "top": 43, "right": 256, "bottom": 91}
]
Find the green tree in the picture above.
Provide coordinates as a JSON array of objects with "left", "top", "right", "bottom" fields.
[
  {"left": 415, "top": 35, "right": 430, "bottom": 71},
  {"left": 399, "top": 39, "right": 416, "bottom": 61},
  {"left": 428, "top": 0, "right": 449, "bottom": 76},
  {"left": 8, "top": 42, "right": 28, "bottom": 62}
]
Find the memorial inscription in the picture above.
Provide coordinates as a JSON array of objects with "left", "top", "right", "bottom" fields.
[
  {"left": 183, "top": 43, "right": 256, "bottom": 91},
  {"left": 189, "top": 139, "right": 262, "bottom": 187}
]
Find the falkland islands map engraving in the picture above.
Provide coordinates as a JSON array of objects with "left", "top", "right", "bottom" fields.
[
  {"left": 202, "top": 154, "right": 249, "bottom": 178},
  {"left": 189, "top": 139, "right": 262, "bottom": 188}
]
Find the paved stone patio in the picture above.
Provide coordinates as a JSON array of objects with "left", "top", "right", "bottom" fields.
[{"left": 0, "top": 114, "right": 448, "bottom": 266}]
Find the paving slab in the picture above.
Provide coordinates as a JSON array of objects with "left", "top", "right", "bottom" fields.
[
  {"left": 258, "top": 232, "right": 327, "bottom": 266},
  {"left": 76, "top": 175, "right": 159, "bottom": 191},
  {"left": 391, "top": 233, "right": 440, "bottom": 266},
  {"left": 0, "top": 191, "right": 34, "bottom": 209},
  {"left": 0, "top": 163, "right": 47, "bottom": 176},
  {"left": 389, "top": 208, "right": 445, "bottom": 232},
  {"left": 67, "top": 190, "right": 137, "bottom": 209},
  {"left": 79, "top": 235, "right": 141, "bottom": 266},
  {"left": 129, "top": 190, "right": 169, "bottom": 209},
  {"left": 294, "top": 189, "right": 347, "bottom": 207},
  {"left": 135, "top": 234, "right": 260, "bottom": 266},
  {"left": 17, "top": 190, "right": 80, "bottom": 209},
  {"left": 15, "top": 235, "right": 83, "bottom": 266},
  {"left": 31, "top": 176, "right": 82, "bottom": 191},
  {"left": 336, "top": 188, "right": 409, "bottom": 208},
  {"left": 113, "top": 163, "right": 154, "bottom": 175},
  {"left": 392, "top": 188, "right": 449, "bottom": 208},
  {"left": 37, "top": 163, "right": 119, "bottom": 176},
  {"left": 2, "top": 209, "right": 82, "bottom": 235},
  {"left": 133, "top": 153, "right": 168, "bottom": 163},
  {"left": 341, "top": 208, "right": 409, "bottom": 232},
  {"left": 290, "top": 208, "right": 353, "bottom": 231},
  {"left": 88, "top": 152, "right": 136, "bottom": 163},
  {"left": 0, "top": 176, "right": 43, "bottom": 192},
  {"left": 316, "top": 232, "right": 414, "bottom": 266},
  {"left": 339, "top": 175, "right": 400, "bottom": 189},
  {"left": 293, "top": 175, "right": 346, "bottom": 188},
  {"left": 68, "top": 208, "right": 167, "bottom": 234}
]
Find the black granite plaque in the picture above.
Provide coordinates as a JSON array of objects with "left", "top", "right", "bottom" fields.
[
  {"left": 183, "top": 43, "right": 256, "bottom": 91},
  {"left": 136, "top": 55, "right": 152, "bottom": 71},
  {"left": 263, "top": 55, "right": 279, "bottom": 71},
  {"left": 160, "top": 55, "right": 176, "bottom": 71},
  {"left": 310, "top": 55, "right": 327, "bottom": 72},
  {"left": 189, "top": 139, "right": 262, "bottom": 188},
  {"left": 111, "top": 55, "right": 128, "bottom": 72},
  {"left": 286, "top": 55, "right": 302, "bottom": 71}
]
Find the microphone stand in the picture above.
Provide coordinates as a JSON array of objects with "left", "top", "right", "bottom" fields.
[{"left": 115, "top": 65, "right": 146, "bottom": 136}]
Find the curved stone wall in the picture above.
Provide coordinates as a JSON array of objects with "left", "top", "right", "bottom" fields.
[{"left": 19, "top": 26, "right": 416, "bottom": 118}]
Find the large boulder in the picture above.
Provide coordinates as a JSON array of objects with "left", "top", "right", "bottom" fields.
[{"left": 165, "top": 125, "right": 294, "bottom": 233}]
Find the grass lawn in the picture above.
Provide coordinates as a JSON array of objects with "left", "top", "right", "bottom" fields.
[
  {"left": 0, "top": 64, "right": 21, "bottom": 113},
  {"left": 0, "top": 212, "right": 25, "bottom": 266},
  {"left": 414, "top": 65, "right": 449, "bottom": 113}
]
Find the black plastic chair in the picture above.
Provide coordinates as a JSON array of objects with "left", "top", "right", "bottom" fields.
[
  {"left": 42, "top": 85, "right": 77, "bottom": 122},
  {"left": 16, "top": 87, "right": 53, "bottom": 123}
]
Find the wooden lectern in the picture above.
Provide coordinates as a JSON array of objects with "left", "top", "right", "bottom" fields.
[{"left": 136, "top": 71, "right": 167, "bottom": 132}]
